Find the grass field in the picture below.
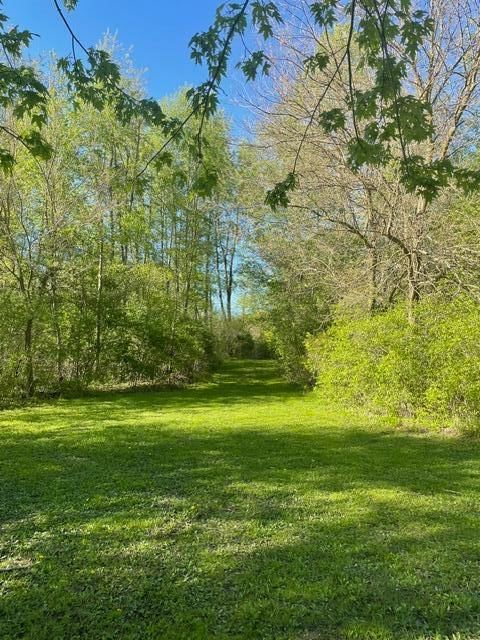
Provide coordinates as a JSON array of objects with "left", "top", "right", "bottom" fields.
[{"left": 1, "top": 360, "right": 480, "bottom": 640}]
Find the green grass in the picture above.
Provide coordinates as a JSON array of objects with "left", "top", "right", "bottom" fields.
[{"left": 1, "top": 360, "right": 480, "bottom": 640}]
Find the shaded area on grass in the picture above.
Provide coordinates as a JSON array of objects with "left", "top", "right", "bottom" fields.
[
  {"left": 5, "top": 360, "right": 299, "bottom": 425},
  {"left": 1, "top": 360, "right": 480, "bottom": 639}
]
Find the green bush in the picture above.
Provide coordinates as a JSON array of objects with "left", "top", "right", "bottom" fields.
[
  {"left": 420, "top": 298, "right": 480, "bottom": 430},
  {"left": 0, "top": 263, "right": 219, "bottom": 400},
  {"left": 100, "top": 264, "right": 217, "bottom": 384},
  {"left": 306, "top": 298, "right": 480, "bottom": 432},
  {"left": 262, "top": 285, "right": 328, "bottom": 385}
]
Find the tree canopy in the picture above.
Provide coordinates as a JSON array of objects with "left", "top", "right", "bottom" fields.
[{"left": 3, "top": 0, "right": 480, "bottom": 202}]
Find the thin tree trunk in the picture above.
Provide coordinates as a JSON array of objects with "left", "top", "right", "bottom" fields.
[
  {"left": 406, "top": 195, "right": 427, "bottom": 323},
  {"left": 407, "top": 252, "right": 421, "bottom": 324},
  {"left": 215, "top": 241, "right": 227, "bottom": 320},
  {"left": 50, "top": 278, "right": 64, "bottom": 384},
  {"left": 367, "top": 244, "right": 379, "bottom": 313},
  {"left": 94, "top": 236, "right": 105, "bottom": 377},
  {"left": 24, "top": 316, "right": 35, "bottom": 397},
  {"left": 226, "top": 252, "right": 234, "bottom": 321}
]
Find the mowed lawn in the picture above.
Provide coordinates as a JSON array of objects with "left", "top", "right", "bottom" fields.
[{"left": 1, "top": 361, "right": 480, "bottom": 640}]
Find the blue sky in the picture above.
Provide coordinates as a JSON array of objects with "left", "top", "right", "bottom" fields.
[{"left": 10, "top": 1, "right": 244, "bottom": 107}]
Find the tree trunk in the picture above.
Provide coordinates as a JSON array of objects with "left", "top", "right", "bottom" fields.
[
  {"left": 24, "top": 316, "right": 35, "bottom": 397},
  {"left": 367, "top": 244, "right": 379, "bottom": 313},
  {"left": 407, "top": 252, "right": 421, "bottom": 324},
  {"left": 94, "top": 236, "right": 104, "bottom": 377},
  {"left": 50, "top": 278, "right": 64, "bottom": 384},
  {"left": 406, "top": 195, "right": 427, "bottom": 323}
]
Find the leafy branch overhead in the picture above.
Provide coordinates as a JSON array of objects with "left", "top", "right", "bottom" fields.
[
  {"left": 188, "top": 0, "right": 480, "bottom": 206},
  {"left": 0, "top": 1, "right": 179, "bottom": 172},
  {"left": 0, "top": 8, "right": 52, "bottom": 169},
  {"left": 1, "top": 0, "right": 480, "bottom": 203}
]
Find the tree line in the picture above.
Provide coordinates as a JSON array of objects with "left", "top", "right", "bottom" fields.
[
  {"left": 240, "top": 0, "right": 480, "bottom": 432},
  {"left": 0, "top": 48, "right": 257, "bottom": 399},
  {"left": 2, "top": 0, "right": 480, "bottom": 433}
]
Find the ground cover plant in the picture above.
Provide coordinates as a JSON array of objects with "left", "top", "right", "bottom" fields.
[{"left": 1, "top": 360, "right": 480, "bottom": 640}]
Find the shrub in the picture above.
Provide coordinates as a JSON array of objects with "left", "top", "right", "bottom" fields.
[
  {"left": 306, "top": 297, "right": 480, "bottom": 432},
  {"left": 100, "top": 264, "right": 217, "bottom": 384}
]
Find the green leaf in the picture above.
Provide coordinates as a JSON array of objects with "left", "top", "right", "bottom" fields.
[
  {"left": 265, "top": 171, "right": 298, "bottom": 210},
  {"left": 304, "top": 52, "right": 329, "bottom": 74},
  {"left": 251, "top": 1, "right": 283, "bottom": 39},
  {"left": 238, "top": 51, "right": 271, "bottom": 80},
  {"left": 347, "top": 139, "right": 389, "bottom": 170},
  {"left": 0, "top": 148, "right": 15, "bottom": 173},
  {"left": 310, "top": 0, "right": 338, "bottom": 28},
  {"left": 318, "top": 108, "right": 346, "bottom": 132}
]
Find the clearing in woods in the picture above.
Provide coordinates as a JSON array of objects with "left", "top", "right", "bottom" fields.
[{"left": 1, "top": 360, "right": 480, "bottom": 639}]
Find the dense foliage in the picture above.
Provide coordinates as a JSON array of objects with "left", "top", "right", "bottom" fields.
[
  {"left": 0, "top": 53, "right": 252, "bottom": 399},
  {"left": 306, "top": 298, "right": 480, "bottom": 431},
  {"left": 3, "top": 1, "right": 480, "bottom": 435},
  {"left": 3, "top": 4, "right": 480, "bottom": 637},
  {"left": 236, "top": 1, "right": 480, "bottom": 432}
]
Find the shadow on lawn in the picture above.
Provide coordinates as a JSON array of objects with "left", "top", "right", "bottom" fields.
[
  {"left": 1, "top": 361, "right": 480, "bottom": 639},
  {"left": 7, "top": 360, "right": 300, "bottom": 426}
]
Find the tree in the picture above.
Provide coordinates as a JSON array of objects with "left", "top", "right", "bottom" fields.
[
  {"left": 188, "top": 0, "right": 480, "bottom": 204},
  {"left": 241, "top": 1, "right": 480, "bottom": 321},
  {"left": 0, "top": 48, "right": 243, "bottom": 399},
  {"left": 4, "top": 0, "right": 479, "bottom": 204}
]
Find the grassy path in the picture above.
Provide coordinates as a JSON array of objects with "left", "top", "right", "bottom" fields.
[{"left": 1, "top": 360, "right": 480, "bottom": 639}]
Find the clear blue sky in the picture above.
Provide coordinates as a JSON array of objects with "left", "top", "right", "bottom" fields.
[{"left": 10, "top": 1, "right": 240, "bottom": 103}]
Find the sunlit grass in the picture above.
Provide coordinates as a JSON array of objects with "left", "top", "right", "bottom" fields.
[{"left": 1, "top": 360, "right": 480, "bottom": 639}]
